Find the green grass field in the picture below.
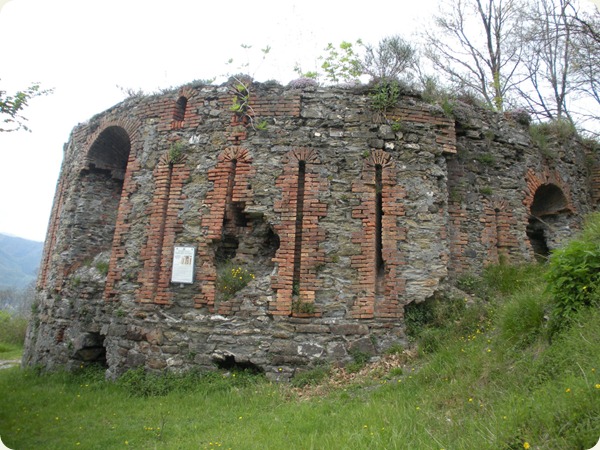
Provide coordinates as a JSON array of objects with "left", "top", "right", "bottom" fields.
[{"left": 1, "top": 257, "right": 599, "bottom": 449}]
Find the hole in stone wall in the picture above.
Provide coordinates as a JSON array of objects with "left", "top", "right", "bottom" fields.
[
  {"left": 528, "top": 184, "right": 568, "bottom": 261},
  {"left": 213, "top": 354, "right": 264, "bottom": 374},
  {"left": 260, "top": 226, "right": 280, "bottom": 260},
  {"left": 531, "top": 184, "right": 568, "bottom": 217},
  {"left": 173, "top": 96, "right": 188, "bottom": 122},
  {"left": 87, "top": 126, "right": 131, "bottom": 179},
  {"left": 215, "top": 234, "right": 240, "bottom": 263},
  {"left": 73, "top": 332, "right": 108, "bottom": 368},
  {"left": 526, "top": 217, "right": 550, "bottom": 261}
]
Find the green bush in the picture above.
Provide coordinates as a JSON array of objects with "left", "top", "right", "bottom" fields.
[
  {"left": 0, "top": 310, "right": 28, "bottom": 346},
  {"left": 215, "top": 263, "right": 255, "bottom": 300},
  {"left": 545, "top": 213, "right": 600, "bottom": 335}
]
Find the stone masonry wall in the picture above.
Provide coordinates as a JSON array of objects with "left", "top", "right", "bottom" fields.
[{"left": 24, "top": 82, "right": 597, "bottom": 380}]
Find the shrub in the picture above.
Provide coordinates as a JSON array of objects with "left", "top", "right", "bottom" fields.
[
  {"left": 0, "top": 310, "right": 28, "bottom": 346},
  {"left": 215, "top": 263, "right": 255, "bottom": 300},
  {"left": 545, "top": 213, "right": 600, "bottom": 335},
  {"left": 360, "top": 35, "right": 417, "bottom": 81}
]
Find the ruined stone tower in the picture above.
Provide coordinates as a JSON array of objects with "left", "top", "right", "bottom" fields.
[{"left": 23, "top": 80, "right": 599, "bottom": 380}]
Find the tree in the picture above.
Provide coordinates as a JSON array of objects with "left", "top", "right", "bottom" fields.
[
  {"left": 423, "top": 0, "right": 523, "bottom": 111},
  {"left": 516, "top": 0, "right": 577, "bottom": 123},
  {"left": 319, "top": 40, "right": 363, "bottom": 84},
  {"left": 360, "top": 35, "right": 417, "bottom": 82},
  {"left": 0, "top": 81, "right": 51, "bottom": 132},
  {"left": 570, "top": 5, "right": 600, "bottom": 132}
]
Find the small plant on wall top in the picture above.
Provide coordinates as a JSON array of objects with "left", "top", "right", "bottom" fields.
[
  {"left": 216, "top": 263, "right": 255, "bottom": 300},
  {"left": 370, "top": 79, "right": 402, "bottom": 123},
  {"left": 228, "top": 76, "right": 268, "bottom": 131}
]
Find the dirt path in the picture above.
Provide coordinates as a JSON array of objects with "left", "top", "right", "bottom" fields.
[{"left": 0, "top": 360, "right": 20, "bottom": 370}]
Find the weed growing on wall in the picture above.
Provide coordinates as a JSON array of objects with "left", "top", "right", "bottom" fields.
[
  {"left": 166, "top": 141, "right": 186, "bottom": 165},
  {"left": 215, "top": 263, "right": 255, "bottom": 300},
  {"left": 529, "top": 119, "right": 577, "bottom": 157},
  {"left": 370, "top": 79, "right": 401, "bottom": 117},
  {"left": 95, "top": 261, "right": 109, "bottom": 276},
  {"left": 291, "top": 299, "right": 315, "bottom": 315}
]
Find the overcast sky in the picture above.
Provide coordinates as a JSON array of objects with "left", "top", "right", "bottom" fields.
[
  {"left": 0, "top": 0, "right": 598, "bottom": 242},
  {"left": 0, "top": 0, "right": 443, "bottom": 242}
]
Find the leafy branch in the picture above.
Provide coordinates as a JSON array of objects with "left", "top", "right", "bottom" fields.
[
  {"left": 0, "top": 81, "right": 53, "bottom": 132},
  {"left": 228, "top": 75, "right": 267, "bottom": 131}
]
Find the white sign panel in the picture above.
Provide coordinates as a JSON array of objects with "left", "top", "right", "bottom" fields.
[{"left": 171, "top": 246, "right": 196, "bottom": 284}]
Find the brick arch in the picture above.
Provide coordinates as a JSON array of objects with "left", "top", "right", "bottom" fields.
[
  {"left": 351, "top": 149, "right": 406, "bottom": 319},
  {"left": 524, "top": 168, "right": 574, "bottom": 261},
  {"left": 271, "top": 147, "right": 327, "bottom": 316},
  {"left": 82, "top": 120, "right": 142, "bottom": 300},
  {"left": 366, "top": 149, "right": 394, "bottom": 168},
  {"left": 284, "top": 147, "right": 321, "bottom": 165},
  {"left": 84, "top": 118, "right": 142, "bottom": 161},
  {"left": 171, "top": 86, "right": 197, "bottom": 130},
  {"left": 134, "top": 143, "right": 191, "bottom": 305},
  {"left": 194, "top": 146, "right": 255, "bottom": 311},
  {"left": 524, "top": 168, "right": 574, "bottom": 213},
  {"left": 38, "top": 119, "right": 141, "bottom": 291}
]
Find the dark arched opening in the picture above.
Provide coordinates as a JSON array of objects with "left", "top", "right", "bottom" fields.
[
  {"left": 75, "top": 126, "right": 131, "bottom": 259},
  {"left": 173, "top": 96, "right": 188, "bottom": 122},
  {"left": 530, "top": 184, "right": 568, "bottom": 217},
  {"left": 73, "top": 332, "right": 108, "bottom": 369},
  {"left": 527, "top": 183, "right": 569, "bottom": 261}
]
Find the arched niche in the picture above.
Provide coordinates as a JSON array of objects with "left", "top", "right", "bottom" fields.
[
  {"left": 74, "top": 126, "right": 131, "bottom": 258},
  {"left": 527, "top": 183, "right": 569, "bottom": 260},
  {"left": 173, "top": 96, "right": 188, "bottom": 122},
  {"left": 87, "top": 125, "right": 131, "bottom": 180},
  {"left": 530, "top": 183, "right": 569, "bottom": 217}
]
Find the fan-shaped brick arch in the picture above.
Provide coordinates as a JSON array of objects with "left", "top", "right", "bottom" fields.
[
  {"left": 171, "top": 86, "right": 197, "bottom": 130},
  {"left": 524, "top": 168, "right": 574, "bottom": 214}
]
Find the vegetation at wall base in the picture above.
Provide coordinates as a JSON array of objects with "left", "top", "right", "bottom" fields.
[{"left": 2, "top": 215, "right": 600, "bottom": 449}]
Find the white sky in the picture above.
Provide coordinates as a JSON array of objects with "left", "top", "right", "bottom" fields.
[
  {"left": 0, "top": 0, "right": 440, "bottom": 242},
  {"left": 0, "top": 0, "right": 598, "bottom": 242}
]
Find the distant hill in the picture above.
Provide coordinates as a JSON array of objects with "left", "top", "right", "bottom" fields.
[{"left": 0, "top": 234, "right": 43, "bottom": 290}]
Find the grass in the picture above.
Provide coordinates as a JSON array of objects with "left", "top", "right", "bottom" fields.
[
  {"left": 1, "top": 263, "right": 600, "bottom": 449},
  {"left": 0, "top": 342, "right": 22, "bottom": 361}
]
